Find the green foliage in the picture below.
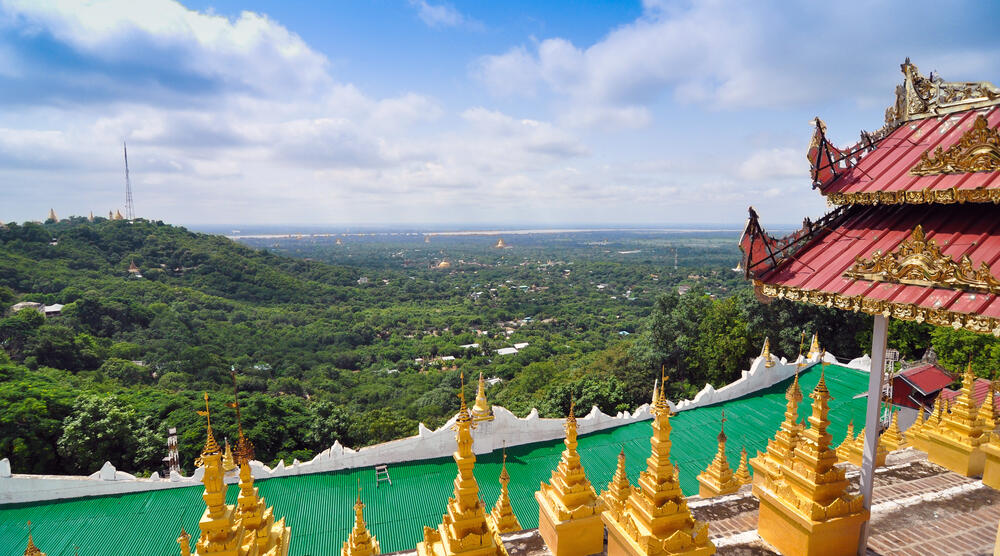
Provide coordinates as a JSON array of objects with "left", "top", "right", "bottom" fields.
[
  {"left": 930, "top": 327, "right": 1000, "bottom": 377},
  {"left": 57, "top": 394, "right": 150, "bottom": 474}
]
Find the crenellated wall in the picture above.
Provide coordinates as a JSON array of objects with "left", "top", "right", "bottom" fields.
[{"left": 0, "top": 349, "right": 870, "bottom": 505}]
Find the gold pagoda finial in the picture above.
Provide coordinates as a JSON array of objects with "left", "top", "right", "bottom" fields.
[
  {"left": 195, "top": 392, "right": 220, "bottom": 465},
  {"left": 599, "top": 447, "right": 632, "bottom": 519},
  {"left": 489, "top": 447, "right": 521, "bottom": 533},
  {"left": 344, "top": 479, "right": 380, "bottom": 556},
  {"left": 176, "top": 528, "right": 191, "bottom": 556},
  {"left": 472, "top": 371, "right": 493, "bottom": 421},
  {"left": 761, "top": 337, "right": 775, "bottom": 368},
  {"left": 24, "top": 521, "right": 44, "bottom": 556},
  {"left": 718, "top": 410, "right": 727, "bottom": 444},
  {"left": 229, "top": 369, "right": 254, "bottom": 465},
  {"left": 734, "top": 446, "right": 751, "bottom": 485}
]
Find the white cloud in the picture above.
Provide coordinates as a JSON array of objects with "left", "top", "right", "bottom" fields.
[
  {"left": 738, "top": 148, "right": 806, "bottom": 181},
  {"left": 407, "top": 0, "right": 481, "bottom": 30}
]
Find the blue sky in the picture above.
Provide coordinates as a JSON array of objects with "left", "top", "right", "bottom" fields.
[{"left": 0, "top": 0, "right": 998, "bottom": 227}]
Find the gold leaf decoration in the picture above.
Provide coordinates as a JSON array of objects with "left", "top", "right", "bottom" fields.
[
  {"left": 843, "top": 225, "right": 1000, "bottom": 293},
  {"left": 910, "top": 115, "right": 1000, "bottom": 176}
]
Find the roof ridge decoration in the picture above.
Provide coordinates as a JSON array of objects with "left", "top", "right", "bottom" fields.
[
  {"left": 910, "top": 114, "right": 1000, "bottom": 176},
  {"left": 887, "top": 58, "right": 1000, "bottom": 127},
  {"left": 843, "top": 224, "right": 1000, "bottom": 294}
]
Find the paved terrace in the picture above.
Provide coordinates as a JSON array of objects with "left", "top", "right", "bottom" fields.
[{"left": 0, "top": 364, "right": 870, "bottom": 556}]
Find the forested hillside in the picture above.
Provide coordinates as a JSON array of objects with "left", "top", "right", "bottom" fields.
[{"left": 0, "top": 218, "right": 989, "bottom": 477}]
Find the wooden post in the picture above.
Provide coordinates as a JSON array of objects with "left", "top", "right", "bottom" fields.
[{"left": 858, "top": 314, "right": 888, "bottom": 554}]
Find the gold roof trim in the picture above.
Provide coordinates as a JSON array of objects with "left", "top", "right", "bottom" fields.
[
  {"left": 910, "top": 115, "right": 1000, "bottom": 176},
  {"left": 754, "top": 280, "right": 1000, "bottom": 337},
  {"left": 843, "top": 225, "right": 1000, "bottom": 294},
  {"left": 828, "top": 187, "right": 1000, "bottom": 206}
]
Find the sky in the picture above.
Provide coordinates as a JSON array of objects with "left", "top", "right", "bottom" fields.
[{"left": 0, "top": 0, "right": 998, "bottom": 228}]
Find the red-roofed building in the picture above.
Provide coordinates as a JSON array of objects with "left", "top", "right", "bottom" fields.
[
  {"left": 891, "top": 363, "right": 955, "bottom": 410},
  {"left": 738, "top": 58, "right": 1000, "bottom": 552}
]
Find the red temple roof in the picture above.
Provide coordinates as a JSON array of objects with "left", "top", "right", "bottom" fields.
[
  {"left": 740, "top": 60, "right": 1000, "bottom": 336},
  {"left": 896, "top": 363, "right": 954, "bottom": 396}
]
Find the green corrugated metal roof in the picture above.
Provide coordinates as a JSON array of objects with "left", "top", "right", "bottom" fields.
[{"left": 0, "top": 364, "right": 871, "bottom": 555}]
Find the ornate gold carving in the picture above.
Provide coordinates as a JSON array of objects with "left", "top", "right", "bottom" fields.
[
  {"left": 828, "top": 187, "right": 1000, "bottom": 205},
  {"left": 910, "top": 115, "right": 1000, "bottom": 176},
  {"left": 844, "top": 225, "right": 1000, "bottom": 293},
  {"left": 885, "top": 58, "right": 1000, "bottom": 127},
  {"left": 753, "top": 280, "right": 1000, "bottom": 337}
]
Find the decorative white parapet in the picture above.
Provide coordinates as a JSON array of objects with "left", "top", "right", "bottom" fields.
[{"left": 0, "top": 348, "right": 854, "bottom": 503}]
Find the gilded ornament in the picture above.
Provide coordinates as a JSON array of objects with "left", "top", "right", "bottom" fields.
[
  {"left": 844, "top": 225, "right": 1000, "bottom": 294},
  {"left": 910, "top": 115, "right": 1000, "bottom": 176}
]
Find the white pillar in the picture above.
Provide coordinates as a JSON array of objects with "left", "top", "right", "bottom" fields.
[{"left": 858, "top": 314, "right": 888, "bottom": 554}]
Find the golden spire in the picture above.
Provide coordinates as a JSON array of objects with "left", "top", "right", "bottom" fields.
[
  {"left": 761, "top": 337, "right": 775, "bottom": 368},
  {"left": 836, "top": 420, "right": 855, "bottom": 459},
  {"left": 795, "top": 331, "right": 806, "bottom": 367},
  {"left": 472, "top": 372, "right": 493, "bottom": 421},
  {"left": 734, "top": 446, "right": 751, "bottom": 485},
  {"left": 229, "top": 369, "right": 254, "bottom": 466},
  {"left": 924, "top": 361, "right": 990, "bottom": 475},
  {"left": 489, "top": 449, "right": 521, "bottom": 533},
  {"left": 176, "top": 528, "right": 191, "bottom": 556},
  {"left": 535, "top": 396, "right": 604, "bottom": 555},
  {"left": 602, "top": 371, "right": 714, "bottom": 554},
  {"left": 221, "top": 439, "right": 236, "bottom": 473},
  {"left": 47, "top": 208, "right": 57, "bottom": 222},
  {"left": 978, "top": 380, "right": 997, "bottom": 432},
  {"left": 750, "top": 369, "right": 803, "bottom": 489},
  {"left": 697, "top": 410, "right": 740, "bottom": 497},
  {"left": 195, "top": 392, "right": 220, "bottom": 466},
  {"left": 87, "top": 211, "right": 94, "bottom": 222},
  {"left": 754, "top": 360, "right": 867, "bottom": 555},
  {"left": 881, "top": 410, "right": 908, "bottom": 451},
  {"left": 343, "top": 480, "right": 380, "bottom": 556},
  {"left": 807, "top": 332, "right": 822, "bottom": 359},
  {"left": 417, "top": 378, "right": 503, "bottom": 556},
  {"left": 600, "top": 448, "right": 632, "bottom": 519},
  {"left": 24, "top": 521, "right": 45, "bottom": 556}
]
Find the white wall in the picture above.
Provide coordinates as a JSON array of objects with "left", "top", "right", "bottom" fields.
[{"left": 0, "top": 348, "right": 852, "bottom": 504}]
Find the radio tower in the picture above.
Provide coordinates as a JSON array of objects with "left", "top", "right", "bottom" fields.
[{"left": 123, "top": 141, "right": 135, "bottom": 220}]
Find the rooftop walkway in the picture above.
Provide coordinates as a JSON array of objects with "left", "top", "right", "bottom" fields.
[{"left": 1, "top": 363, "right": 870, "bottom": 556}]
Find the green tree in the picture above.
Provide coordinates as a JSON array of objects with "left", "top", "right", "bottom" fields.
[{"left": 57, "top": 394, "right": 141, "bottom": 473}]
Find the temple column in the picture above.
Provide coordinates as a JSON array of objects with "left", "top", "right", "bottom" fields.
[{"left": 857, "top": 315, "right": 887, "bottom": 554}]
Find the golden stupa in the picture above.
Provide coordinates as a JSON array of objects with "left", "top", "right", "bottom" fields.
[
  {"left": 696, "top": 411, "right": 741, "bottom": 498},
  {"left": 750, "top": 372, "right": 803, "bottom": 489},
  {"left": 416, "top": 378, "right": 507, "bottom": 556},
  {"left": 471, "top": 373, "right": 494, "bottom": 422},
  {"left": 343, "top": 484, "right": 380, "bottom": 556},
  {"left": 755, "top": 366, "right": 867, "bottom": 556},
  {"left": 602, "top": 373, "right": 715, "bottom": 556},
  {"left": 925, "top": 363, "right": 988, "bottom": 475},
  {"left": 535, "top": 399, "right": 604, "bottom": 556},
  {"left": 487, "top": 451, "right": 521, "bottom": 534}
]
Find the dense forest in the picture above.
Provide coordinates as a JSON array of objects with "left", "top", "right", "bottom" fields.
[{"left": 0, "top": 217, "right": 992, "bottom": 477}]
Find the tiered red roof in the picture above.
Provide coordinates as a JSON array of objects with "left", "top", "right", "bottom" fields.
[{"left": 740, "top": 59, "right": 1000, "bottom": 336}]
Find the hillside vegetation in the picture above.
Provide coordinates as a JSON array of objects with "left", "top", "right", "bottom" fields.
[{"left": 0, "top": 218, "right": 985, "bottom": 476}]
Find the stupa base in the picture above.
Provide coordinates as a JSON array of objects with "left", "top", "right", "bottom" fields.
[
  {"left": 980, "top": 442, "right": 1000, "bottom": 489},
  {"left": 925, "top": 433, "right": 985, "bottom": 477},
  {"left": 602, "top": 514, "right": 715, "bottom": 556},
  {"left": 536, "top": 493, "right": 604, "bottom": 556},
  {"left": 757, "top": 488, "right": 867, "bottom": 556}
]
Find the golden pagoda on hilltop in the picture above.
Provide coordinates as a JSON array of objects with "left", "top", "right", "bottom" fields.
[
  {"left": 179, "top": 392, "right": 290, "bottom": 556},
  {"left": 925, "top": 362, "right": 989, "bottom": 476},
  {"left": 494, "top": 238, "right": 507, "bottom": 249},
  {"left": 487, "top": 451, "right": 521, "bottom": 534},
  {"left": 114, "top": 210, "right": 124, "bottom": 220},
  {"left": 47, "top": 209, "right": 57, "bottom": 222},
  {"left": 343, "top": 484, "right": 380, "bottom": 556},
  {"left": 535, "top": 399, "right": 605, "bottom": 556},
  {"left": 222, "top": 439, "right": 237, "bottom": 473},
  {"left": 471, "top": 373, "right": 494, "bottom": 422},
  {"left": 696, "top": 411, "right": 741, "bottom": 498},
  {"left": 602, "top": 373, "right": 715, "bottom": 556},
  {"left": 417, "top": 378, "right": 507, "bottom": 556},
  {"left": 755, "top": 368, "right": 867, "bottom": 556},
  {"left": 750, "top": 373, "right": 803, "bottom": 489}
]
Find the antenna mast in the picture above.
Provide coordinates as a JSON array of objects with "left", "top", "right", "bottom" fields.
[{"left": 123, "top": 141, "right": 135, "bottom": 220}]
